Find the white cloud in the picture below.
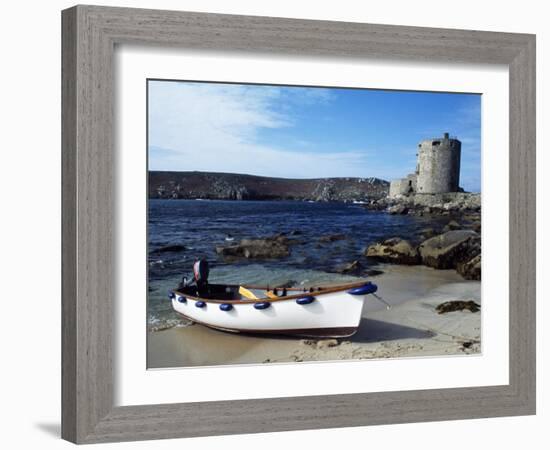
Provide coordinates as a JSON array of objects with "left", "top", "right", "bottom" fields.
[{"left": 148, "top": 81, "right": 369, "bottom": 178}]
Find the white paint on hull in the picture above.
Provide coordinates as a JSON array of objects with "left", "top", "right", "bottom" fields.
[{"left": 172, "top": 290, "right": 385, "bottom": 336}]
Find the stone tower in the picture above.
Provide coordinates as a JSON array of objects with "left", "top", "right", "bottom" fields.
[{"left": 415, "top": 132, "right": 461, "bottom": 194}]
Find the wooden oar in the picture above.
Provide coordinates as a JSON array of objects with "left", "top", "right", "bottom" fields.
[{"left": 238, "top": 286, "right": 258, "bottom": 300}]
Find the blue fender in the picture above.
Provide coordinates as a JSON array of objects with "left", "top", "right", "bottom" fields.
[
  {"left": 296, "top": 296, "right": 315, "bottom": 305},
  {"left": 195, "top": 301, "right": 206, "bottom": 308},
  {"left": 177, "top": 295, "right": 187, "bottom": 303},
  {"left": 219, "top": 303, "right": 233, "bottom": 311},
  {"left": 168, "top": 291, "right": 175, "bottom": 300},
  {"left": 347, "top": 282, "right": 378, "bottom": 296},
  {"left": 254, "top": 302, "right": 271, "bottom": 310}
]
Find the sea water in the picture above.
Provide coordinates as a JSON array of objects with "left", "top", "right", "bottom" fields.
[{"left": 147, "top": 199, "right": 450, "bottom": 331}]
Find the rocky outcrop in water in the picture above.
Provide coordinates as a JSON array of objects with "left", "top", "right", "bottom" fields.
[
  {"left": 365, "top": 238, "right": 420, "bottom": 265},
  {"left": 149, "top": 171, "right": 389, "bottom": 202},
  {"left": 215, "top": 234, "right": 297, "bottom": 259},
  {"left": 366, "top": 228, "right": 481, "bottom": 280},
  {"left": 364, "top": 192, "right": 481, "bottom": 216},
  {"left": 150, "top": 244, "right": 186, "bottom": 254},
  {"left": 387, "top": 204, "right": 409, "bottom": 215},
  {"left": 318, "top": 233, "right": 347, "bottom": 243}
]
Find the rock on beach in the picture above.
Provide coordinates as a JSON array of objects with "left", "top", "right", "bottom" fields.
[
  {"left": 436, "top": 300, "right": 480, "bottom": 314},
  {"left": 456, "top": 254, "right": 481, "bottom": 280},
  {"left": 418, "top": 230, "right": 480, "bottom": 271}
]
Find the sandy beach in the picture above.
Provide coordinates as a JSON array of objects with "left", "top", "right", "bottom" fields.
[{"left": 147, "top": 264, "right": 481, "bottom": 368}]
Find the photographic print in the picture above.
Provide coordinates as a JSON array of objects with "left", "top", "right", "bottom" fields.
[{"left": 146, "top": 80, "right": 481, "bottom": 369}]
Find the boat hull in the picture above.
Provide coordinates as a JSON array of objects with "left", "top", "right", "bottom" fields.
[
  {"left": 174, "top": 310, "right": 358, "bottom": 337},
  {"left": 172, "top": 289, "right": 380, "bottom": 338}
]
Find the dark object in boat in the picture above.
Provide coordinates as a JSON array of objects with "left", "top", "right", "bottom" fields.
[
  {"left": 193, "top": 259, "right": 210, "bottom": 297},
  {"left": 278, "top": 279, "right": 298, "bottom": 288},
  {"left": 436, "top": 300, "right": 480, "bottom": 314}
]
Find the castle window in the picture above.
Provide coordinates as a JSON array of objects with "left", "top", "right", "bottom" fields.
[{"left": 432, "top": 140, "right": 441, "bottom": 146}]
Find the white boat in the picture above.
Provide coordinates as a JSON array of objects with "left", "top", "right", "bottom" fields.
[{"left": 169, "top": 280, "right": 384, "bottom": 338}]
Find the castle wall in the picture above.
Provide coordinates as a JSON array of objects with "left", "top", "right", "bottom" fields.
[
  {"left": 389, "top": 173, "right": 417, "bottom": 198},
  {"left": 416, "top": 134, "right": 461, "bottom": 194}
]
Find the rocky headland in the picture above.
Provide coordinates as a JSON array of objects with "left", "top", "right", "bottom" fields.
[
  {"left": 149, "top": 171, "right": 389, "bottom": 202},
  {"left": 363, "top": 192, "right": 481, "bottom": 216}
]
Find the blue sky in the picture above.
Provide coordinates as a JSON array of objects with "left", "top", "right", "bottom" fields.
[{"left": 148, "top": 80, "right": 481, "bottom": 192}]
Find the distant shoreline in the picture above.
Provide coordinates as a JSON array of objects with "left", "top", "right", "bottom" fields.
[
  {"left": 148, "top": 170, "right": 389, "bottom": 202},
  {"left": 149, "top": 197, "right": 371, "bottom": 204}
]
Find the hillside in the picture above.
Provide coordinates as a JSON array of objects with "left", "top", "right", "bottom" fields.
[{"left": 149, "top": 171, "right": 389, "bottom": 202}]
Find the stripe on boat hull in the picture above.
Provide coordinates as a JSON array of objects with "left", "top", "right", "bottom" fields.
[{"left": 174, "top": 311, "right": 358, "bottom": 338}]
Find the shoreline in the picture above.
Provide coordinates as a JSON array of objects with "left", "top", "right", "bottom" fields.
[{"left": 148, "top": 265, "right": 481, "bottom": 368}]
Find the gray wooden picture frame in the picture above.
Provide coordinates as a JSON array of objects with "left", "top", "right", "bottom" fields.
[{"left": 61, "top": 5, "right": 536, "bottom": 444}]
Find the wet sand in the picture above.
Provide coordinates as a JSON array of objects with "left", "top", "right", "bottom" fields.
[{"left": 147, "top": 265, "right": 481, "bottom": 368}]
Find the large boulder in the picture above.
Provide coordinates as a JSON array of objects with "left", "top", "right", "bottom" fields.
[
  {"left": 469, "top": 221, "right": 482, "bottom": 233},
  {"left": 418, "top": 227, "right": 437, "bottom": 240},
  {"left": 457, "top": 254, "right": 481, "bottom": 280},
  {"left": 442, "top": 220, "right": 462, "bottom": 233},
  {"left": 216, "top": 235, "right": 291, "bottom": 259},
  {"left": 365, "top": 237, "right": 420, "bottom": 265},
  {"left": 418, "top": 230, "right": 480, "bottom": 270}
]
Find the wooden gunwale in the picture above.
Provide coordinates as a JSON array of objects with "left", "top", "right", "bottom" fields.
[{"left": 174, "top": 279, "right": 370, "bottom": 304}]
